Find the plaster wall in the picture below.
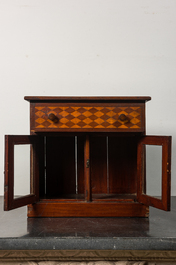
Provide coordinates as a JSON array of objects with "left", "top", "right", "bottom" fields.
[{"left": 0, "top": 0, "right": 176, "bottom": 196}]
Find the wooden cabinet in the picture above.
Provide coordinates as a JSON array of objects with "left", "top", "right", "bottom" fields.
[{"left": 4, "top": 97, "right": 172, "bottom": 217}]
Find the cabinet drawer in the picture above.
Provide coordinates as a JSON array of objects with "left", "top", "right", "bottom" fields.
[{"left": 32, "top": 103, "right": 145, "bottom": 132}]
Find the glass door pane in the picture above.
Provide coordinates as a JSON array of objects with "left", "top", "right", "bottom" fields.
[
  {"left": 14, "top": 144, "right": 31, "bottom": 198},
  {"left": 145, "top": 145, "right": 162, "bottom": 199}
]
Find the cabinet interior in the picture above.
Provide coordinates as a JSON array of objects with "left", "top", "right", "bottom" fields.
[{"left": 39, "top": 135, "right": 138, "bottom": 202}]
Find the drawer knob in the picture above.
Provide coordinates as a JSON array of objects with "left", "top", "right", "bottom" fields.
[
  {"left": 118, "top": 114, "right": 128, "bottom": 123},
  {"left": 48, "top": 113, "right": 59, "bottom": 123}
]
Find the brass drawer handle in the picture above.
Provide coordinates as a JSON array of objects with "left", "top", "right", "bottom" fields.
[
  {"left": 48, "top": 113, "right": 59, "bottom": 123},
  {"left": 118, "top": 114, "right": 129, "bottom": 123}
]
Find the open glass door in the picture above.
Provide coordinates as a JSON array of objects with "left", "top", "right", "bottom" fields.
[
  {"left": 4, "top": 135, "right": 40, "bottom": 210},
  {"left": 137, "top": 136, "right": 171, "bottom": 211}
]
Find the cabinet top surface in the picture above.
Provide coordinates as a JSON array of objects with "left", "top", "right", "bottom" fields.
[{"left": 24, "top": 96, "right": 151, "bottom": 103}]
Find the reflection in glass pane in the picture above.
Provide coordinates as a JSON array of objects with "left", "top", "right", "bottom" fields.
[
  {"left": 14, "top": 145, "right": 31, "bottom": 198},
  {"left": 145, "top": 145, "right": 162, "bottom": 199}
]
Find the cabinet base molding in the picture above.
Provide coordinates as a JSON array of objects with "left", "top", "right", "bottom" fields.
[{"left": 27, "top": 201, "right": 149, "bottom": 217}]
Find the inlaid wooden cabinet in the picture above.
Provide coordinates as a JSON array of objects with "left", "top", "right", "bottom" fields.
[{"left": 4, "top": 97, "right": 172, "bottom": 217}]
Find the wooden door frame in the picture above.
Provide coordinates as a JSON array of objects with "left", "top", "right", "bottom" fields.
[
  {"left": 137, "top": 135, "right": 171, "bottom": 211},
  {"left": 4, "top": 135, "right": 39, "bottom": 210}
]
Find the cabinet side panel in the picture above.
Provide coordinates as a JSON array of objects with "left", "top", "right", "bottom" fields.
[
  {"left": 30, "top": 103, "right": 35, "bottom": 133},
  {"left": 90, "top": 136, "right": 107, "bottom": 194},
  {"left": 109, "top": 137, "right": 137, "bottom": 194},
  {"left": 46, "top": 136, "right": 76, "bottom": 197}
]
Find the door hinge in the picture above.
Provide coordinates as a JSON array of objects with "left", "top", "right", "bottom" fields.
[{"left": 86, "top": 159, "right": 90, "bottom": 168}]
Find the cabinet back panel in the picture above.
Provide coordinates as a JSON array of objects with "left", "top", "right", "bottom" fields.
[
  {"left": 39, "top": 137, "right": 45, "bottom": 197},
  {"left": 90, "top": 136, "right": 107, "bottom": 194},
  {"left": 108, "top": 137, "right": 137, "bottom": 194},
  {"left": 46, "top": 136, "right": 76, "bottom": 196},
  {"left": 77, "top": 136, "right": 84, "bottom": 194}
]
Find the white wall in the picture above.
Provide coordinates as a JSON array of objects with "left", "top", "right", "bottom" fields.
[{"left": 0, "top": 0, "right": 176, "bottom": 196}]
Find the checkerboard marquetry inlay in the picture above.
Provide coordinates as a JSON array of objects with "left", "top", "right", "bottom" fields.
[{"left": 35, "top": 106, "right": 142, "bottom": 129}]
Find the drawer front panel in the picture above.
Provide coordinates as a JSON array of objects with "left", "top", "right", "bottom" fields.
[{"left": 33, "top": 104, "right": 144, "bottom": 131}]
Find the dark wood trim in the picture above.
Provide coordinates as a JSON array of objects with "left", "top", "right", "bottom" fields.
[
  {"left": 4, "top": 136, "right": 12, "bottom": 210},
  {"left": 25, "top": 96, "right": 151, "bottom": 103},
  {"left": 33, "top": 128, "right": 144, "bottom": 133},
  {"left": 162, "top": 136, "right": 171, "bottom": 210}
]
